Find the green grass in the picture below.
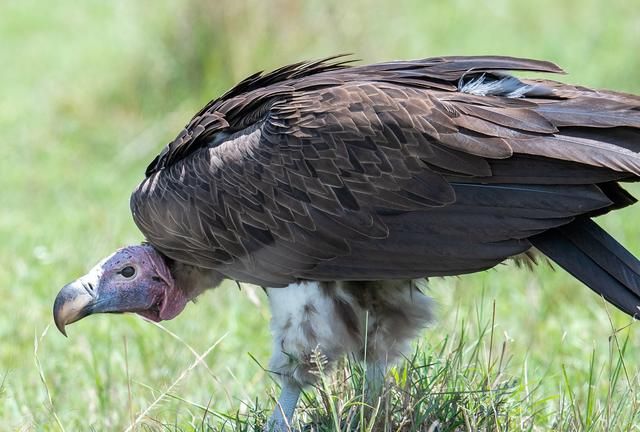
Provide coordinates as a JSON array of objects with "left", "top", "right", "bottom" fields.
[{"left": 2, "top": 0, "right": 640, "bottom": 430}]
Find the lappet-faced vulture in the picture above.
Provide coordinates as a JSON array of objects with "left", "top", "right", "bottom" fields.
[{"left": 54, "top": 56, "right": 640, "bottom": 430}]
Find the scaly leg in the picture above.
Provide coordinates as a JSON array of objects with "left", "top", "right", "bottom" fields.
[
  {"left": 265, "top": 282, "right": 362, "bottom": 429},
  {"left": 266, "top": 380, "right": 301, "bottom": 432},
  {"left": 364, "top": 361, "right": 386, "bottom": 404}
]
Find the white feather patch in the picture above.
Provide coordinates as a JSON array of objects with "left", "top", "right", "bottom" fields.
[
  {"left": 265, "top": 280, "right": 433, "bottom": 386},
  {"left": 459, "top": 73, "right": 533, "bottom": 98}
]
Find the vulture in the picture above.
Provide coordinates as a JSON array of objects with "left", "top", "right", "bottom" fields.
[{"left": 54, "top": 55, "right": 640, "bottom": 431}]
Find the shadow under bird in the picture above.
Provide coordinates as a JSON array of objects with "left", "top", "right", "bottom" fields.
[{"left": 54, "top": 55, "right": 640, "bottom": 430}]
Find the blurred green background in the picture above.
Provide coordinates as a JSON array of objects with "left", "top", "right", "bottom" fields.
[{"left": 2, "top": 0, "right": 640, "bottom": 430}]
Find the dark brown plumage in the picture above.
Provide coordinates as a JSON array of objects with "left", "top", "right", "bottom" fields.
[{"left": 131, "top": 55, "right": 640, "bottom": 313}]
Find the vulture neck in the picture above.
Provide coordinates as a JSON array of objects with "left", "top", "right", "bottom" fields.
[{"left": 167, "top": 259, "right": 224, "bottom": 300}]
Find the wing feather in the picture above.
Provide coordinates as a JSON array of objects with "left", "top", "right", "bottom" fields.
[{"left": 132, "top": 55, "right": 640, "bottom": 285}]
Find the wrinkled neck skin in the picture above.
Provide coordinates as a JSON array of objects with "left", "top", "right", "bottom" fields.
[{"left": 168, "top": 259, "right": 225, "bottom": 301}]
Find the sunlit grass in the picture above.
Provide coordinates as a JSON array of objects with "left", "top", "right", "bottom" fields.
[
  {"left": 119, "top": 295, "right": 639, "bottom": 431},
  {"left": 2, "top": 0, "right": 640, "bottom": 430}
]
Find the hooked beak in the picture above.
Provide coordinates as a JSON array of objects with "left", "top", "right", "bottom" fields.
[{"left": 53, "top": 280, "right": 96, "bottom": 337}]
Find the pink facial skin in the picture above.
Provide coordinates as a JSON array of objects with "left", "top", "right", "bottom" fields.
[
  {"left": 68, "top": 244, "right": 188, "bottom": 321},
  {"left": 135, "top": 245, "right": 188, "bottom": 321}
]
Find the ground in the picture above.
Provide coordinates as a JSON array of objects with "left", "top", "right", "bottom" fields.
[{"left": 2, "top": 1, "right": 640, "bottom": 430}]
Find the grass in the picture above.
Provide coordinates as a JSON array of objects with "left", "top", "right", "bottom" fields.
[{"left": 2, "top": 0, "right": 640, "bottom": 430}]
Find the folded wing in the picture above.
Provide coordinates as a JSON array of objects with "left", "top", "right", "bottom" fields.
[{"left": 131, "top": 56, "right": 640, "bottom": 315}]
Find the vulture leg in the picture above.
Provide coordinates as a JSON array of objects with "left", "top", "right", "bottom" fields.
[
  {"left": 364, "top": 361, "right": 386, "bottom": 404},
  {"left": 266, "top": 380, "right": 301, "bottom": 432},
  {"left": 266, "top": 280, "right": 433, "bottom": 424},
  {"left": 266, "top": 281, "right": 359, "bottom": 429}
]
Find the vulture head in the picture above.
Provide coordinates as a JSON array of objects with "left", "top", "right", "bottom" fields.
[{"left": 53, "top": 244, "right": 189, "bottom": 335}]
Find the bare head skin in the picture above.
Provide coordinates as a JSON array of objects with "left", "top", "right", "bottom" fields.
[{"left": 53, "top": 244, "right": 188, "bottom": 335}]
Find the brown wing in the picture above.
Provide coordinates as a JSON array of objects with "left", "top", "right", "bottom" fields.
[{"left": 131, "top": 56, "right": 640, "bottom": 286}]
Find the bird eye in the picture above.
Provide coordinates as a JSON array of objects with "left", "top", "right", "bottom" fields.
[{"left": 120, "top": 266, "right": 136, "bottom": 278}]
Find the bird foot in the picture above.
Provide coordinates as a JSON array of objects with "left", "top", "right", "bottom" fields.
[{"left": 264, "top": 382, "right": 301, "bottom": 432}]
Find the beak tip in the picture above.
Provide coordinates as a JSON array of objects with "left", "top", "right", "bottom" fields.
[
  {"left": 53, "top": 280, "right": 93, "bottom": 337},
  {"left": 56, "top": 323, "right": 68, "bottom": 337},
  {"left": 53, "top": 312, "right": 68, "bottom": 337}
]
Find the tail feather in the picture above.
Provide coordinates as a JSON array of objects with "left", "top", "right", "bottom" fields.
[{"left": 530, "top": 218, "right": 640, "bottom": 317}]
